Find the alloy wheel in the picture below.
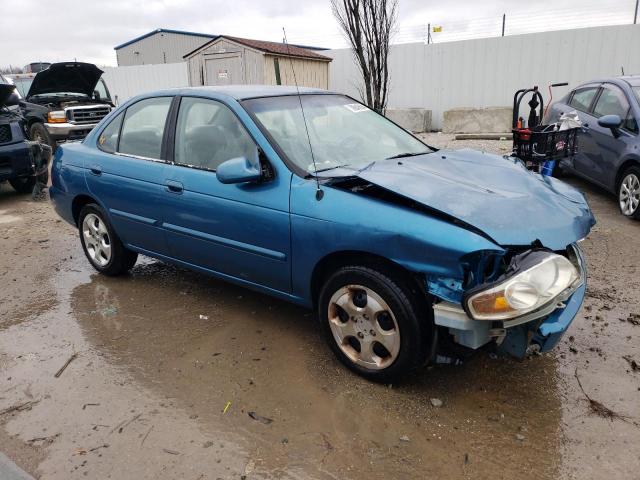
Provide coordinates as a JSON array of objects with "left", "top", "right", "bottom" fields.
[
  {"left": 620, "top": 173, "right": 640, "bottom": 216},
  {"left": 327, "top": 284, "right": 400, "bottom": 370},
  {"left": 82, "top": 213, "right": 112, "bottom": 267}
]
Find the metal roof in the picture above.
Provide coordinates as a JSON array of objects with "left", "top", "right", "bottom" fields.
[
  {"left": 114, "top": 28, "right": 328, "bottom": 53},
  {"left": 183, "top": 35, "right": 332, "bottom": 61},
  {"left": 114, "top": 28, "right": 216, "bottom": 50}
]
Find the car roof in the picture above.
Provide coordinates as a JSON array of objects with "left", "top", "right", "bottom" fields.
[
  {"left": 141, "top": 85, "right": 335, "bottom": 101},
  {"left": 576, "top": 76, "right": 640, "bottom": 89}
]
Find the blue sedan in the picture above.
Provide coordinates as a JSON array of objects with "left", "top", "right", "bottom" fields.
[
  {"left": 546, "top": 76, "right": 640, "bottom": 219},
  {"left": 50, "top": 86, "right": 594, "bottom": 381}
]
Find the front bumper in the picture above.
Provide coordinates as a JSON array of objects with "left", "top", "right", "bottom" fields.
[
  {"left": 433, "top": 244, "right": 586, "bottom": 357},
  {"left": 45, "top": 122, "right": 98, "bottom": 143}
]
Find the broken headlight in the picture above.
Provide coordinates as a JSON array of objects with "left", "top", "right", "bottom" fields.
[{"left": 464, "top": 251, "right": 580, "bottom": 321}]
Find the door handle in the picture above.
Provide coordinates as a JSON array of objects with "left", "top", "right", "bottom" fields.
[
  {"left": 89, "top": 165, "right": 102, "bottom": 176},
  {"left": 165, "top": 180, "right": 183, "bottom": 194}
]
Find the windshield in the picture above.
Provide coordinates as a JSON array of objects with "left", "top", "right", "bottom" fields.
[
  {"left": 634, "top": 86, "right": 640, "bottom": 104},
  {"left": 243, "top": 94, "right": 431, "bottom": 174},
  {"left": 95, "top": 78, "right": 111, "bottom": 101},
  {"left": 11, "top": 77, "right": 33, "bottom": 97}
]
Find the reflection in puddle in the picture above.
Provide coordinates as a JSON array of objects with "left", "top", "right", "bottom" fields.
[{"left": 70, "top": 260, "right": 563, "bottom": 479}]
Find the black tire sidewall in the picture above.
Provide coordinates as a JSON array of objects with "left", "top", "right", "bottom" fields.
[
  {"left": 318, "top": 266, "right": 427, "bottom": 382},
  {"left": 618, "top": 166, "right": 640, "bottom": 220},
  {"left": 9, "top": 176, "right": 36, "bottom": 193},
  {"left": 30, "top": 123, "right": 55, "bottom": 152}
]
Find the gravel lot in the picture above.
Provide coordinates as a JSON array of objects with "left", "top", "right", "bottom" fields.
[{"left": 0, "top": 136, "right": 638, "bottom": 479}]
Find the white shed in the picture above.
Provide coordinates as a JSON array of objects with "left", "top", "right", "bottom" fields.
[{"left": 184, "top": 36, "right": 332, "bottom": 89}]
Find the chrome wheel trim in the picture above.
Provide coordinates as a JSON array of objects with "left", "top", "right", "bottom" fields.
[
  {"left": 620, "top": 173, "right": 640, "bottom": 216},
  {"left": 328, "top": 284, "right": 401, "bottom": 370},
  {"left": 82, "top": 213, "right": 112, "bottom": 267}
]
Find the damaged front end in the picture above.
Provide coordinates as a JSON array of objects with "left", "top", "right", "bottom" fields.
[
  {"left": 430, "top": 244, "right": 586, "bottom": 358},
  {"left": 321, "top": 149, "right": 594, "bottom": 360}
]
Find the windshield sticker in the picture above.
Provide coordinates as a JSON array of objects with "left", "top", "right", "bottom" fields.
[{"left": 344, "top": 103, "right": 369, "bottom": 113}]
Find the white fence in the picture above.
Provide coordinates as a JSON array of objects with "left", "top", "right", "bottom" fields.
[
  {"left": 102, "top": 63, "right": 188, "bottom": 105},
  {"left": 327, "top": 24, "right": 640, "bottom": 129}
]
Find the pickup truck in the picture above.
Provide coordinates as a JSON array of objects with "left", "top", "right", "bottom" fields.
[{"left": 18, "top": 62, "right": 114, "bottom": 151}]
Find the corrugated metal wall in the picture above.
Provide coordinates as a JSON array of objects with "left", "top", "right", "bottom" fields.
[
  {"left": 116, "top": 31, "right": 212, "bottom": 66},
  {"left": 327, "top": 24, "right": 640, "bottom": 129},
  {"left": 102, "top": 63, "right": 189, "bottom": 104}
]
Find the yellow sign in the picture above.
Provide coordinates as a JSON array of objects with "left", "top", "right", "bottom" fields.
[{"left": 433, "top": 26, "right": 442, "bottom": 33}]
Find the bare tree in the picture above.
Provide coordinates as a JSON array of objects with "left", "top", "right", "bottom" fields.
[{"left": 331, "top": 0, "right": 397, "bottom": 113}]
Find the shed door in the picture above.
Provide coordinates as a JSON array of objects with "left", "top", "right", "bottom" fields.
[{"left": 204, "top": 53, "right": 243, "bottom": 86}]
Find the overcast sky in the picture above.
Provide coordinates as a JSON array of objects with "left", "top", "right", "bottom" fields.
[{"left": 1, "top": 0, "right": 635, "bottom": 68}]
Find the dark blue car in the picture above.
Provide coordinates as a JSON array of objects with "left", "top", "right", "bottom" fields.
[
  {"left": 0, "top": 78, "right": 36, "bottom": 193},
  {"left": 546, "top": 76, "right": 640, "bottom": 219},
  {"left": 50, "top": 86, "right": 595, "bottom": 381}
]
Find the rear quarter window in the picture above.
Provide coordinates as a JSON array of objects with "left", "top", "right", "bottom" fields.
[
  {"left": 97, "top": 111, "right": 124, "bottom": 153},
  {"left": 569, "top": 87, "right": 599, "bottom": 113}
]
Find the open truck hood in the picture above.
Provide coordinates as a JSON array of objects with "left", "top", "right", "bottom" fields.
[
  {"left": 331, "top": 149, "right": 595, "bottom": 250},
  {"left": 0, "top": 84, "right": 16, "bottom": 107},
  {"left": 27, "top": 62, "right": 103, "bottom": 98}
]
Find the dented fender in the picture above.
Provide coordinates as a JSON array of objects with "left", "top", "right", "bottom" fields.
[{"left": 289, "top": 176, "right": 504, "bottom": 305}]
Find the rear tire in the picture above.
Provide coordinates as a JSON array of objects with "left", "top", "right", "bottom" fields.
[
  {"left": 318, "top": 265, "right": 430, "bottom": 383},
  {"left": 78, "top": 204, "right": 138, "bottom": 276},
  {"left": 9, "top": 176, "right": 36, "bottom": 194},
  {"left": 617, "top": 166, "right": 640, "bottom": 220}
]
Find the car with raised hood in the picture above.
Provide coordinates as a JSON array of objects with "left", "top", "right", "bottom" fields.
[
  {"left": 50, "top": 86, "right": 595, "bottom": 381},
  {"left": 545, "top": 76, "right": 640, "bottom": 219},
  {"left": 20, "top": 62, "right": 114, "bottom": 151},
  {"left": 0, "top": 76, "right": 41, "bottom": 193}
]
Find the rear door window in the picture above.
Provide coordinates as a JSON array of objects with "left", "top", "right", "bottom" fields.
[
  {"left": 569, "top": 87, "right": 599, "bottom": 113},
  {"left": 118, "top": 97, "right": 172, "bottom": 160}
]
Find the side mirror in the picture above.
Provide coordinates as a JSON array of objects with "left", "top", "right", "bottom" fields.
[
  {"left": 5, "top": 91, "right": 20, "bottom": 107},
  {"left": 216, "top": 157, "right": 261, "bottom": 184},
  {"left": 598, "top": 114, "right": 623, "bottom": 137},
  {"left": 0, "top": 84, "right": 20, "bottom": 107}
]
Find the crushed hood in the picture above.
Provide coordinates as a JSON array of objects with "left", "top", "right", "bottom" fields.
[
  {"left": 333, "top": 149, "right": 595, "bottom": 250},
  {"left": 27, "top": 62, "right": 103, "bottom": 98},
  {"left": 0, "top": 84, "right": 16, "bottom": 107}
]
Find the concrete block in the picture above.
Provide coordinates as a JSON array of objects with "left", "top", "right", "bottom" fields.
[
  {"left": 443, "top": 107, "right": 512, "bottom": 134},
  {"left": 385, "top": 108, "right": 432, "bottom": 133}
]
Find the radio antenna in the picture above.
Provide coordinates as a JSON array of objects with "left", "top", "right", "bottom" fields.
[{"left": 282, "top": 27, "right": 323, "bottom": 200}]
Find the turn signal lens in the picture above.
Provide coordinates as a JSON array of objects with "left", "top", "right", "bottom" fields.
[
  {"left": 466, "top": 253, "right": 579, "bottom": 320},
  {"left": 47, "top": 110, "right": 66, "bottom": 123}
]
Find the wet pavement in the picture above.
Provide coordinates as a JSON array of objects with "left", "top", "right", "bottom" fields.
[{"left": 1, "top": 138, "right": 639, "bottom": 479}]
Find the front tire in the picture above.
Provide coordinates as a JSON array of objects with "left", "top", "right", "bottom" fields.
[
  {"left": 30, "top": 123, "right": 56, "bottom": 152},
  {"left": 9, "top": 176, "right": 36, "bottom": 194},
  {"left": 618, "top": 166, "right": 640, "bottom": 220},
  {"left": 318, "top": 265, "right": 430, "bottom": 382},
  {"left": 78, "top": 204, "right": 138, "bottom": 276}
]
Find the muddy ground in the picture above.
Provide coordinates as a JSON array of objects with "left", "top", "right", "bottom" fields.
[{"left": 0, "top": 135, "right": 639, "bottom": 480}]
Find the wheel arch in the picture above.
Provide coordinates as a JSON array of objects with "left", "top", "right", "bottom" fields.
[
  {"left": 309, "top": 250, "right": 428, "bottom": 309},
  {"left": 71, "top": 194, "right": 99, "bottom": 226},
  {"left": 615, "top": 157, "right": 640, "bottom": 191}
]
